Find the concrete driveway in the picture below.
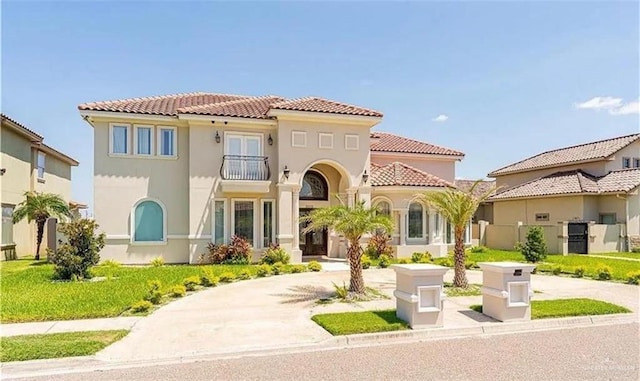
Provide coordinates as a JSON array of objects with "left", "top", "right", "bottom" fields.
[{"left": 96, "top": 268, "right": 639, "bottom": 362}]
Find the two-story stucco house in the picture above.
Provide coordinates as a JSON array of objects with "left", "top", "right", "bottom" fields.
[
  {"left": 1, "top": 114, "right": 82, "bottom": 258},
  {"left": 487, "top": 133, "right": 640, "bottom": 253},
  {"left": 78, "top": 92, "right": 468, "bottom": 264}
]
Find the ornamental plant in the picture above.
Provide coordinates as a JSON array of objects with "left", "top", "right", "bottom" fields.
[{"left": 48, "top": 219, "right": 105, "bottom": 280}]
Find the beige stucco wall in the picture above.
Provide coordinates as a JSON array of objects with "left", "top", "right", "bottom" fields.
[
  {"left": 589, "top": 224, "right": 625, "bottom": 253},
  {"left": 370, "top": 154, "right": 457, "bottom": 182},
  {"left": 597, "top": 195, "right": 626, "bottom": 223},
  {"left": 494, "top": 161, "right": 606, "bottom": 190},
  {"left": 492, "top": 196, "right": 586, "bottom": 225},
  {"left": 628, "top": 192, "right": 640, "bottom": 238},
  {"left": 605, "top": 141, "right": 639, "bottom": 173}
]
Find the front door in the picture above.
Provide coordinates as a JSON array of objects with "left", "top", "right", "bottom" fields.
[{"left": 299, "top": 208, "right": 327, "bottom": 256}]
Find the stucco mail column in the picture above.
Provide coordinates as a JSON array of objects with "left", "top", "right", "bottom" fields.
[
  {"left": 392, "top": 264, "right": 449, "bottom": 328},
  {"left": 291, "top": 185, "right": 302, "bottom": 263},
  {"left": 398, "top": 209, "right": 408, "bottom": 246},
  {"left": 478, "top": 262, "right": 536, "bottom": 322}
]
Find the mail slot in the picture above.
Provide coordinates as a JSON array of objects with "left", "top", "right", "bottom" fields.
[{"left": 513, "top": 269, "right": 522, "bottom": 276}]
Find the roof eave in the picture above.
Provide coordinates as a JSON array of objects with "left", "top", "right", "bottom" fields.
[
  {"left": 488, "top": 157, "right": 608, "bottom": 178},
  {"left": 267, "top": 109, "right": 382, "bottom": 126}
]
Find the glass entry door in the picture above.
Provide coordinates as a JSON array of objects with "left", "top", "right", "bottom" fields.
[{"left": 299, "top": 208, "right": 327, "bottom": 256}]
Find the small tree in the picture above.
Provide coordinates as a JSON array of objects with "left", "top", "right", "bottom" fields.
[
  {"left": 12, "top": 191, "right": 71, "bottom": 260},
  {"left": 49, "top": 219, "right": 106, "bottom": 280},
  {"left": 518, "top": 226, "right": 547, "bottom": 263}
]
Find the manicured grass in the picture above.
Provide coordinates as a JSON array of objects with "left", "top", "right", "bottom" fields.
[
  {"left": 470, "top": 298, "right": 630, "bottom": 319},
  {"left": 311, "top": 309, "right": 409, "bottom": 335},
  {"left": 0, "top": 260, "right": 262, "bottom": 323},
  {"left": 588, "top": 252, "right": 640, "bottom": 260},
  {"left": 444, "top": 282, "right": 482, "bottom": 297},
  {"left": 0, "top": 330, "right": 128, "bottom": 362}
]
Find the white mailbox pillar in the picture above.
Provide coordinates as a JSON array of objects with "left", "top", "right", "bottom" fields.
[
  {"left": 392, "top": 264, "right": 449, "bottom": 329},
  {"left": 478, "top": 262, "right": 536, "bottom": 322}
]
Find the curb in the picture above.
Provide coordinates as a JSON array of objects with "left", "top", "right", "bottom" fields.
[{"left": 1, "top": 313, "right": 637, "bottom": 380}]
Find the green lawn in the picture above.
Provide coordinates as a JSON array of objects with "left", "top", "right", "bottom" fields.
[
  {"left": 470, "top": 298, "right": 630, "bottom": 319},
  {"left": 0, "top": 330, "right": 128, "bottom": 362},
  {"left": 311, "top": 310, "right": 408, "bottom": 335},
  {"left": 588, "top": 252, "right": 640, "bottom": 260},
  {"left": 0, "top": 260, "right": 261, "bottom": 323}
]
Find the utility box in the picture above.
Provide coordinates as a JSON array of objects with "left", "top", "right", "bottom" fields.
[
  {"left": 392, "top": 264, "right": 449, "bottom": 329},
  {"left": 478, "top": 262, "right": 536, "bottom": 322}
]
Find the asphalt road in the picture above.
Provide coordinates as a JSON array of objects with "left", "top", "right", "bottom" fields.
[{"left": 12, "top": 323, "right": 640, "bottom": 381}]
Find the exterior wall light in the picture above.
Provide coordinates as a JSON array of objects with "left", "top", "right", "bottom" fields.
[
  {"left": 268, "top": 133, "right": 273, "bottom": 146},
  {"left": 362, "top": 170, "right": 369, "bottom": 184},
  {"left": 215, "top": 131, "right": 221, "bottom": 143},
  {"left": 283, "top": 165, "right": 290, "bottom": 179}
]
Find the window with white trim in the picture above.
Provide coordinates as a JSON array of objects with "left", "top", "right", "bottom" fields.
[
  {"left": 110, "top": 124, "right": 130, "bottom": 155},
  {"left": 132, "top": 200, "right": 165, "bottom": 243},
  {"left": 213, "top": 200, "right": 227, "bottom": 245},
  {"left": 37, "top": 152, "right": 46, "bottom": 179},
  {"left": 599, "top": 213, "right": 616, "bottom": 225},
  {"left": 408, "top": 202, "right": 424, "bottom": 239},
  {"left": 622, "top": 157, "right": 631, "bottom": 168},
  {"left": 158, "top": 127, "right": 177, "bottom": 157},
  {"left": 232, "top": 200, "right": 256, "bottom": 246},
  {"left": 634, "top": 158, "right": 640, "bottom": 168},
  {"left": 134, "top": 125, "right": 154, "bottom": 156},
  {"left": 262, "top": 200, "right": 275, "bottom": 248}
]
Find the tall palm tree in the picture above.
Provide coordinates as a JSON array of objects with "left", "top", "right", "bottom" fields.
[
  {"left": 301, "top": 200, "right": 393, "bottom": 294},
  {"left": 420, "top": 181, "right": 496, "bottom": 288},
  {"left": 12, "top": 191, "right": 71, "bottom": 260}
]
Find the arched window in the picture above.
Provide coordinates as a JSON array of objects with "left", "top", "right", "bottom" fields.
[
  {"left": 408, "top": 202, "right": 423, "bottom": 239},
  {"left": 133, "top": 200, "right": 165, "bottom": 243},
  {"left": 376, "top": 201, "right": 391, "bottom": 216},
  {"left": 300, "top": 171, "right": 328, "bottom": 200}
]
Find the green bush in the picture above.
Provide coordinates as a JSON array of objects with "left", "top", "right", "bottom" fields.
[
  {"left": 469, "top": 246, "right": 488, "bottom": 253},
  {"left": 48, "top": 219, "right": 105, "bottom": 280},
  {"left": 169, "top": 285, "right": 186, "bottom": 298},
  {"left": 183, "top": 276, "right": 201, "bottom": 291},
  {"left": 517, "top": 226, "right": 547, "bottom": 263},
  {"left": 596, "top": 265, "right": 612, "bottom": 280},
  {"left": 307, "top": 261, "right": 322, "bottom": 272},
  {"left": 150, "top": 256, "right": 165, "bottom": 267},
  {"left": 100, "top": 259, "right": 121, "bottom": 280},
  {"left": 396, "top": 258, "right": 409, "bottom": 264},
  {"left": 130, "top": 300, "right": 153, "bottom": 313},
  {"left": 260, "top": 244, "right": 290, "bottom": 265},
  {"left": 411, "top": 252, "right": 432, "bottom": 263},
  {"left": 256, "top": 264, "right": 272, "bottom": 277},
  {"left": 552, "top": 265, "right": 563, "bottom": 275},
  {"left": 333, "top": 282, "right": 348, "bottom": 300},
  {"left": 272, "top": 262, "right": 284, "bottom": 275},
  {"left": 378, "top": 254, "right": 391, "bottom": 268},
  {"left": 433, "top": 257, "right": 453, "bottom": 267},
  {"left": 200, "top": 235, "right": 252, "bottom": 265},
  {"left": 290, "top": 264, "right": 306, "bottom": 273},
  {"left": 574, "top": 267, "right": 585, "bottom": 278},
  {"left": 364, "top": 232, "right": 393, "bottom": 259},
  {"left": 238, "top": 269, "right": 252, "bottom": 280},
  {"left": 626, "top": 270, "right": 640, "bottom": 285},
  {"left": 219, "top": 272, "right": 236, "bottom": 283},
  {"left": 144, "top": 280, "right": 163, "bottom": 305},
  {"left": 465, "top": 261, "right": 477, "bottom": 269},
  {"left": 361, "top": 255, "right": 372, "bottom": 269},
  {"left": 632, "top": 247, "right": 640, "bottom": 253},
  {"left": 200, "top": 269, "right": 219, "bottom": 287}
]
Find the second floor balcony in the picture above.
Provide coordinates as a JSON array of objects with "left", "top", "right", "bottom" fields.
[{"left": 220, "top": 155, "right": 271, "bottom": 181}]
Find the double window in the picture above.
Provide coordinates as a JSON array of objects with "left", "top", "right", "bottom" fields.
[
  {"left": 110, "top": 124, "right": 177, "bottom": 158},
  {"left": 131, "top": 199, "right": 166, "bottom": 244},
  {"left": 213, "top": 199, "right": 275, "bottom": 248}
]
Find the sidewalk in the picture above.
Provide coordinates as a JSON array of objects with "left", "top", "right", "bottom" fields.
[{"left": 1, "top": 316, "right": 142, "bottom": 337}]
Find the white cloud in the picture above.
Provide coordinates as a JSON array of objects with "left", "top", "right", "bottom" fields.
[
  {"left": 574, "top": 96, "right": 623, "bottom": 110},
  {"left": 432, "top": 114, "right": 449, "bottom": 122},
  {"left": 609, "top": 99, "right": 640, "bottom": 115}
]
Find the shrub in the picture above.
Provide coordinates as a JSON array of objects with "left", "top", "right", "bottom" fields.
[
  {"left": 260, "top": 244, "right": 290, "bottom": 265},
  {"left": 200, "top": 235, "right": 252, "bottom": 265},
  {"left": 596, "top": 265, "right": 612, "bottom": 281},
  {"left": 433, "top": 257, "right": 453, "bottom": 267},
  {"left": 290, "top": 264, "right": 306, "bottom": 273},
  {"left": 238, "top": 269, "right": 252, "bottom": 280},
  {"left": 396, "top": 258, "right": 410, "bottom": 264},
  {"left": 632, "top": 247, "right": 640, "bottom": 253},
  {"left": 361, "top": 255, "right": 372, "bottom": 269},
  {"left": 552, "top": 265, "right": 563, "bottom": 275},
  {"left": 219, "top": 272, "right": 236, "bottom": 283},
  {"left": 465, "top": 261, "right": 477, "bottom": 269},
  {"left": 150, "top": 256, "right": 165, "bottom": 267},
  {"left": 272, "top": 262, "right": 284, "bottom": 275},
  {"left": 333, "top": 282, "right": 348, "bottom": 300},
  {"left": 307, "top": 261, "right": 322, "bottom": 272},
  {"left": 169, "top": 285, "right": 186, "bottom": 297},
  {"left": 101, "top": 259, "right": 121, "bottom": 280},
  {"left": 411, "top": 252, "right": 432, "bottom": 263},
  {"left": 183, "top": 276, "right": 201, "bottom": 291},
  {"left": 130, "top": 300, "right": 153, "bottom": 313},
  {"left": 200, "top": 269, "right": 219, "bottom": 287},
  {"left": 48, "top": 219, "right": 105, "bottom": 280},
  {"left": 469, "top": 246, "right": 488, "bottom": 253},
  {"left": 574, "top": 267, "right": 585, "bottom": 278},
  {"left": 378, "top": 254, "right": 391, "bottom": 268},
  {"left": 256, "top": 264, "right": 272, "bottom": 277},
  {"left": 518, "top": 226, "right": 547, "bottom": 263},
  {"left": 626, "top": 270, "right": 640, "bottom": 285},
  {"left": 144, "top": 280, "right": 163, "bottom": 304},
  {"left": 364, "top": 231, "right": 393, "bottom": 260}
]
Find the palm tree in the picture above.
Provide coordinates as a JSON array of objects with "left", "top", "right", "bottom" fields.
[
  {"left": 420, "top": 181, "right": 496, "bottom": 288},
  {"left": 301, "top": 200, "right": 393, "bottom": 294},
  {"left": 12, "top": 191, "right": 71, "bottom": 260}
]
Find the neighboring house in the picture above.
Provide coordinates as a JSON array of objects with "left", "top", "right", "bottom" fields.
[
  {"left": 453, "top": 179, "right": 496, "bottom": 223},
  {"left": 487, "top": 133, "right": 640, "bottom": 253},
  {"left": 0, "top": 114, "right": 82, "bottom": 258},
  {"left": 78, "top": 92, "right": 467, "bottom": 264}
]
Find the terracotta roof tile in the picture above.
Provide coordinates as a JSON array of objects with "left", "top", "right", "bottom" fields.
[
  {"left": 490, "top": 169, "right": 640, "bottom": 200},
  {"left": 177, "top": 96, "right": 286, "bottom": 119},
  {"left": 270, "top": 97, "right": 383, "bottom": 117},
  {"left": 370, "top": 161, "right": 452, "bottom": 187},
  {"left": 1, "top": 113, "right": 43, "bottom": 140},
  {"left": 370, "top": 132, "right": 464, "bottom": 156},
  {"left": 454, "top": 179, "right": 497, "bottom": 197},
  {"left": 489, "top": 134, "right": 640, "bottom": 176}
]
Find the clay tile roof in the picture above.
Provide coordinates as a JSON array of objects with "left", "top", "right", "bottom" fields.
[
  {"left": 370, "top": 132, "right": 465, "bottom": 156},
  {"left": 1, "top": 113, "right": 43, "bottom": 140},
  {"left": 78, "top": 92, "right": 249, "bottom": 116},
  {"left": 270, "top": 97, "right": 383, "bottom": 117},
  {"left": 454, "top": 179, "right": 497, "bottom": 197},
  {"left": 490, "top": 169, "right": 640, "bottom": 200},
  {"left": 177, "top": 96, "right": 286, "bottom": 119},
  {"left": 370, "top": 161, "right": 453, "bottom": 187},
  {"left": 489, "top": 134, "right": 640, "bottom": 177}
]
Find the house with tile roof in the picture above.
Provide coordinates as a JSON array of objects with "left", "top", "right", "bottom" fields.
[
  {"left": 487, "top": 133, "right": 640, "bottom": 253},
  {"left": 78, "top": 92, "right": 467, "bottom": 264},
  {"left": 1, "top": 114, "right": 84, "bottom": 258}
]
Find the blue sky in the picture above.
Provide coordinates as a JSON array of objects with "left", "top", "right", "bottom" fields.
[{"left": 3, "top": 1, "right": 639, "bottom": 210}]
